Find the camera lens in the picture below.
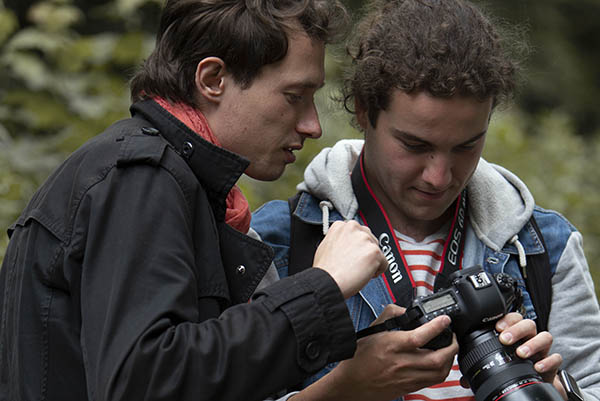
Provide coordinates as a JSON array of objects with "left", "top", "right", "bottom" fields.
[
  {"left": 458, "top": 327, "right": 563, "bottom": 401},
  {"left": 492, "top": 382, "right": 568, "bottom": 401}
]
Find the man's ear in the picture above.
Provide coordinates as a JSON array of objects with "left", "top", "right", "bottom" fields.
[{"left": 195, "top": 57, "right": 227, "bottom": 103}]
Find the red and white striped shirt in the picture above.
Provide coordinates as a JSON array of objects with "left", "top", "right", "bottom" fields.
[{"left": 394, "top": 228, "right": 474, "bottom": 401}]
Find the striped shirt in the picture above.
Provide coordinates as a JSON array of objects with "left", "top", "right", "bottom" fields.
[{"left": 394, "top": 227, "right": 474, "bottom": 401}]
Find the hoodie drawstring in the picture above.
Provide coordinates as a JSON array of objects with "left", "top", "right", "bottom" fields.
[
  {"left": 319, "top": 201, "right": 333, "bottom": 235},
  {"left": 509, "top": 234, "right": 527, "bottom": 277}
]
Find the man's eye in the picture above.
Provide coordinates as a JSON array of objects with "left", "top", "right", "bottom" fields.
[
  {"left": 456, "top": 142, "right": 478, "bottom": 151},
  {"left": 402, "top": 141, "right": 428, "bottom": 152},
  {"left": 285, "top": 93, "right": 303, "bottom": 104}
]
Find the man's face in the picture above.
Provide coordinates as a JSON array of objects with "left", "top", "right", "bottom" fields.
[
  {"left": 360, "top": 90, "right": 492, "bottom": 238},
  {"left": 214, "top": 31, "right": 325, "bottom": 181}
]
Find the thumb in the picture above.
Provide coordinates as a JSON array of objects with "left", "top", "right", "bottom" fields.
[
  {"left": 411, "top": 315, "right": 453, "bottom": 348},
  {"left": 372, "top": 304, "right": 406, "bottom": 325}
]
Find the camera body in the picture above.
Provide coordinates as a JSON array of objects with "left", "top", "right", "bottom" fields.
[{"left": 373, "top": 265, "right": 522, "bottom": 350}]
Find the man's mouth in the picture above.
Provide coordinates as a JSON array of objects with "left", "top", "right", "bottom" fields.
[
  {"left": 284, "top": 145, "right": 302, "bottom": 163},
  {"left": 414, "top": 188, "right": 447, "bottom": 200}
]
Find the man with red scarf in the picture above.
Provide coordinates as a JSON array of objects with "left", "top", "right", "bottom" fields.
[{"left": 0, "top": 2, "right": 389, "bottom": 401}]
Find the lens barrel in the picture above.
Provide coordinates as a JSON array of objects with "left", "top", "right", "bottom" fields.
[
  {"left": 493, "top": 382, "right": 566, "bottom": 401},
  {"left": 458, "top": 328, "right": 563, "bottom": 401}
]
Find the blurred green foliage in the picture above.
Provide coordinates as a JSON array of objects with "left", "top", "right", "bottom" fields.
[
  {"left": 1, "top": 0, "right": 599, "bottom": 299},
  {"left": 484, "top": 111, "right": 600, "bottom": 287}
]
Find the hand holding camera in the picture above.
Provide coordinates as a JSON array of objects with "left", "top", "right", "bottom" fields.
[
  {"left": 294, "top": 304, "right": 458, "bottom": 401},
  {"left": 358, "top": 266, "right": 566, "bottom": 401}
]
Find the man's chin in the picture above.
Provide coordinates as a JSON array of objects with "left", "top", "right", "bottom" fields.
[
  {"left": 412, "top": 204, "right": 456, "bottom": 226},
  {"left": 244, "top": 165, "right": 286, "bottom": 182}
]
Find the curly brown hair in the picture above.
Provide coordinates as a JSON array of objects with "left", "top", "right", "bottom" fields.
[
  {"left": 343, "top": 0, "right": 527, "bottom": 128},
  {"left": 130, "top": 0, "right": 348, "bottom": 107}
]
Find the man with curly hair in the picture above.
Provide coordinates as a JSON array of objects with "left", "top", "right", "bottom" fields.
[{"left": 252, "top": 0, "right": 600, "bottom": 400}]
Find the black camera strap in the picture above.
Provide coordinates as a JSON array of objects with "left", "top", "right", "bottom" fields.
[{"left": 350, "top": 152, "right": 468, "bottom": 307}]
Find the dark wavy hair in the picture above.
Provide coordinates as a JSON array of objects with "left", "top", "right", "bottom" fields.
[
  {"left": 130, "top": 0, "right": 348, "bottom": 106},
  {"left": 343, "top": 0, "right": 528, "bottom": 127}
]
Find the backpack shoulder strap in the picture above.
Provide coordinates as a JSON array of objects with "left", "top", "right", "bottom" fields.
[
  {"left": 522, "top": 215, "right": 553, "bottom": 333},
  {"left": 287, "top": 192, "right": 325, "bottom": 276}
]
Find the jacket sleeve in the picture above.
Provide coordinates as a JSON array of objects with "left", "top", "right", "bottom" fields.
[
  {"left": 547, "top": 229, "right": 600, "bottom": 401},
  {"left": 73, "top": 164, "right": 355, "bottom": 401}
]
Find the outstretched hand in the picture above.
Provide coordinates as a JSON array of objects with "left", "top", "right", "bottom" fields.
[{"left": 291, "top": 304, "right": 458, "bottom": 401}]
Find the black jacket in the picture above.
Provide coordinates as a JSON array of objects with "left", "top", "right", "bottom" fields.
[{"left": 0, "top": 100, "right": 356, "bottom": 401}]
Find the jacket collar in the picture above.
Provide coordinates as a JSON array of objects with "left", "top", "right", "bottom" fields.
[
  {"left": 500, "top": 217, "right": 546, "bottom": 256},
  {"left": 130, "top": 99, "right": 249, "bottom": 220},
  {"left": 293, "top": 191, "right": 344, "bottom": 225}
]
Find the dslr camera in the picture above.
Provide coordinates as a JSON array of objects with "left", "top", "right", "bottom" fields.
[{"left": 357, "top": 265, "right": 564, "bottom": 401}]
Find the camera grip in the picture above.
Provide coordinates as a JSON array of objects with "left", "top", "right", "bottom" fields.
[{"left": 356, "top": 312, "right": 453, "bottom": 350}]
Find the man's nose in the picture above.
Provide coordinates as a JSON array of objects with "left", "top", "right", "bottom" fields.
[
  {"left": 422, "top": 153, "right": 452, "bottom": 189},
  {"left": 297, "top": 102, "right": 322, "bottom": 139}
]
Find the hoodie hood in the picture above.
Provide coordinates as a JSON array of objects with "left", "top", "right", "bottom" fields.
[{"left": 297, "top": 139, "right": 535, "bottom": 251}]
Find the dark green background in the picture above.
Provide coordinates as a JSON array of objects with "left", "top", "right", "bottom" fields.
[{"left": 1, "top": 0, "right": 599, "bottom": 298}]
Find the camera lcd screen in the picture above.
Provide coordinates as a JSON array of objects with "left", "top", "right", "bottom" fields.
[{"left": 422, "top": 293, "right": 456, "bottom": 314}]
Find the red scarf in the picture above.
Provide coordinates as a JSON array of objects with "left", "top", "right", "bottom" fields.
[{"left": 153, "top": 97, "right": 251, "bottom": 234}]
